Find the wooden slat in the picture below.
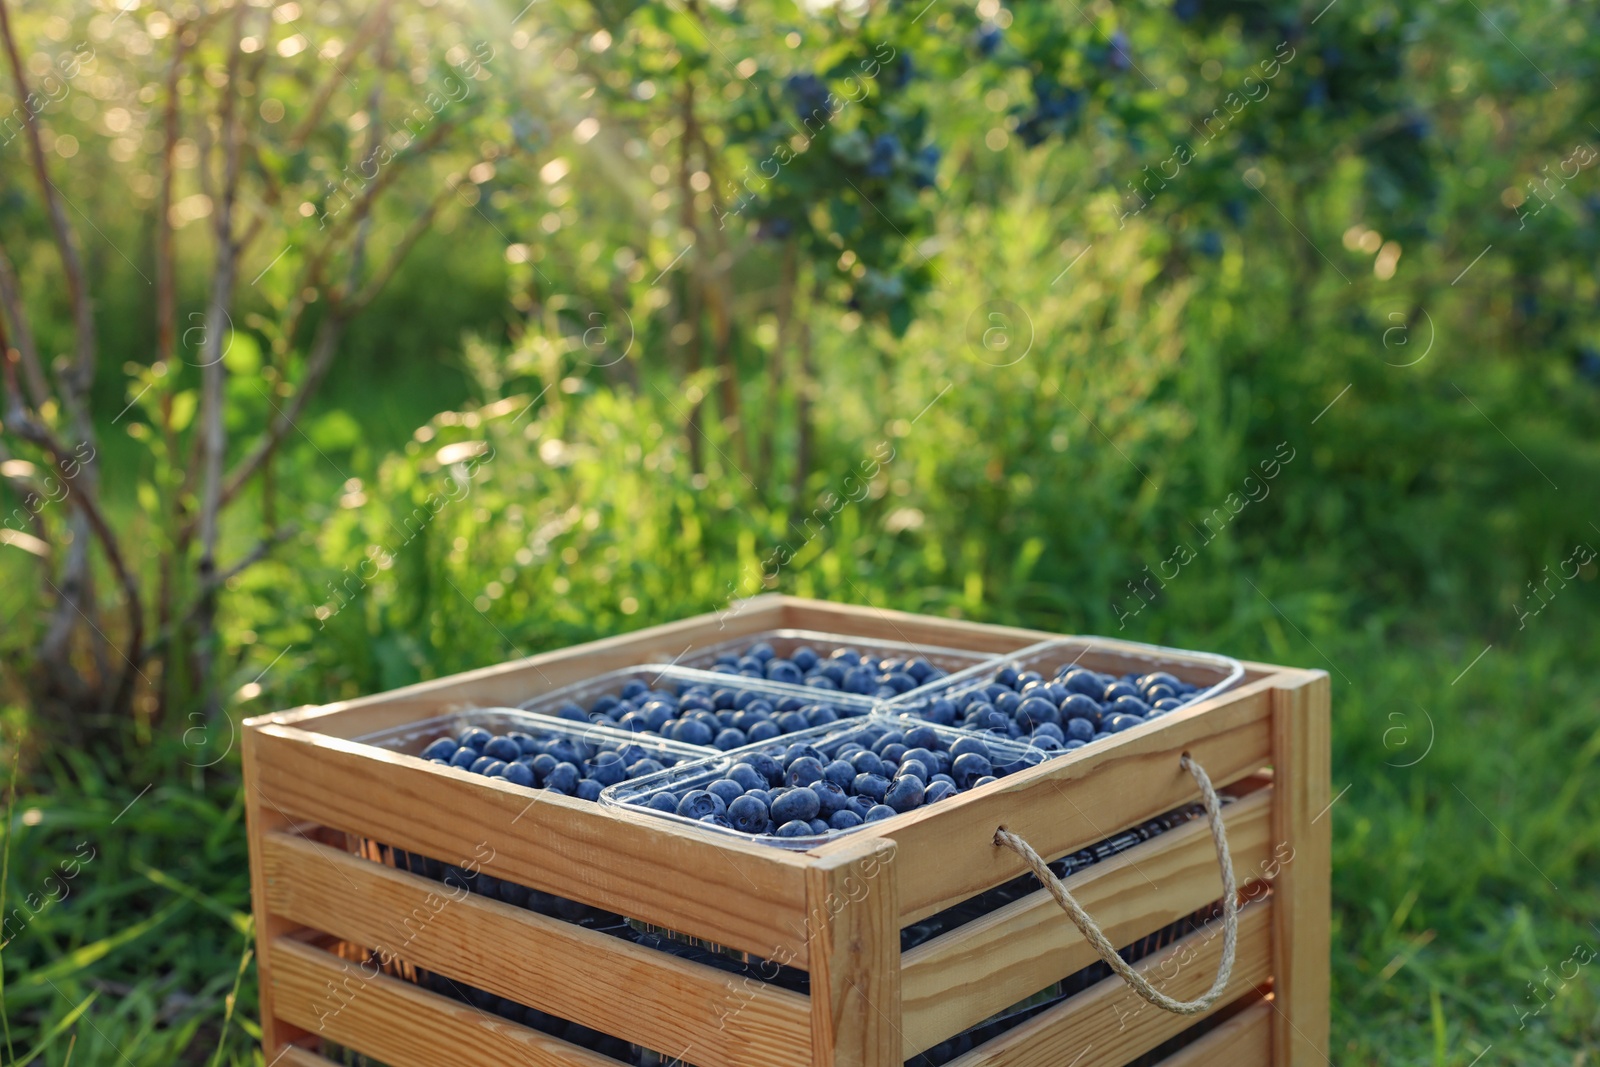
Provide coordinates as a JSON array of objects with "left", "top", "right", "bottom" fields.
[
  {"left": 243, "top": 730, "right": 314, "bottom": 1059},
  {"left": 261, "top": 831, "right": 812, "bottom": 1067},
  {"left": 1269, "top": 674, "right": 1331, "bottom": 1066},
  {"left": 835, "top": 678, "right": 1277, "bottom": 924},
  {"left": 900, "top": 787, "right": 1274, "bottom": 1056},
  {"left": 941, "top": 902, "right": 1274, "bottom": 1067},
  {"left": 277, "top": 1048, "right": 345, "bottom": 1067},
  {"left": 1154, "top": 997, "right": 1274, "bottom": 1067},
  {"left": 270, "top": 938, "right": 623, "bottom": 1066},
  {"left": 250, "top": 724, "right": 813, "bottom": 964},
  {"left": 806, "top": 838, "right": 901, "bottom": 1067}
]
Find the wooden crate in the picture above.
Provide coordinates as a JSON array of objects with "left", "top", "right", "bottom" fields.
[{"left": 244, "top": 595, "right": 1329, "bottom": 1067}]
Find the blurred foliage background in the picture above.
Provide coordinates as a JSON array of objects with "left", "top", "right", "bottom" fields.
[{"left": 1, "top": 0, "right": 1598, "bottom": 1062}]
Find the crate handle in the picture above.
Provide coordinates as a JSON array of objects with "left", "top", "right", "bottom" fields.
[{"left": 993, "top": 752, "right": 1238, "bottom": 1016}]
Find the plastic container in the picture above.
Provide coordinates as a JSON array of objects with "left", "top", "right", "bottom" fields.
[
  {"left": 512, "top": 664, "right": 879, "bottom": 749},
  {"left": 877, "top": 636, "right": 1244, "bottom": 756},
  {"left": 671, "top": 627, "right": 1004, "bottom": 700},
  {"left": 356, "top": 706, "right": 712, "bottom": 768},
  {"left": 601, "top": 719, "right": 1042, "bottom": 851}
]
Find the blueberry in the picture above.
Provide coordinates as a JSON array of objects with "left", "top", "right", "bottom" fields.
[
  {"left": 879, "top": 743, "right": 908, "bottom": 764},
  {"left": 853, "top": 773, "right": 891, "bottom": 802},
  {"left": 701, "top": 814, "right": 733, "bottom": 828},
  {"left": 1015, "top": 696, "right": 1060, "bottom": 730},
  {"left": 748, "top": 753, "right": 785, "bottom": 786},
  {"left": 952, "top": 752, "right": 993, "bottom": 787},
  {"left": 884, "top": 774, "right": 925, "bottom": 812},
  {"left": 1107, "top": 713, "right": 1145, "bottom": 733},
  {"left": 483, "top": 736, "right": 521, "bottom": 762},
  {"left": 865, "top": 804, "right": 897, "bottom": 823},
  {"left": 481, "top": 760, "right": 508, "bottom": 777},
  {"left": 1030, "top": 735, "right": 1064, "bottom": 754},
  {"left": 812, "top": 780, "right": 850, "bottom": 817},
  {"left": 714, "top": 728, "right": 747, "bottom": 751},
  {"left": 458, "top": 726, "right": 493, "bottom": 750},
  {"left": 786, "top": 756, "right": 826, "bottom": 787},
  {"left": 421, "top": 737, "right": 458, "bottom": 761},
  {"left": 673, "top": 719, "right": 715, "bottom": 746},
  {"left": 804, "top": 704, "right": 839, "bottom": 728},
  {"left": 677, "top": 790, "right": 726, "bottom": 819},
  {"left": 544, "top": 762, "right": 581, "bottom": 794},
  {"left": 576, "top": 779, "right": 603, "bottom": 802},
  {"left": 1060, "top": 693, "right": 1101, "bottom": 724},
  {"left": 449, "top": 746, "right": 480, "bottom": 769},
  {"left": 973, "top": 775, "right": 998, "bottom": 788},
  {"left": 707, "top": 778, "right": 746, "bottom": 806},
  {"left": 469, "top": 755, "right": 499, "bottom": 775},
  {"left": 1153, "top": 697, "right": 1183, "bottom": 712},
  {"left": 1103, "top": 681, "right": 1139, "bottom": 703},
  {"left": 747, "top": 720, "right": 782, "bottom": 743},
  {"left": 647, "top": 793, "right": 679, "bottom": 813},
  {"left": 767, "top": 660, "right": 804, "bottom": 686},
  {"left": 847, "top": 795, "right": 874, "bottom": 818},
  {"left": 821, "top": 759, "right": 856, "bottom": 789},
  {"left": 784, "top": 743, "right": 826, "bottom": 767},
  {"left": 922, "top": 699, "right": 957, "bottom": 726},
  {"left": 1143, "top": 683, "right": 1178, "bottom": 703},
  {"left": 1110, "top": 695, "right": 1152, "bottom": 718},
  {"left": 727, "top": 763, "right": 766, "bottom": 792},
  {"left": 502, "top": 762, "right": 536, "bottom": 788},
  {"left": 925, "top": 780, "right": 958, "bottom": 804},
  {"left": 530, "top": 753, "right": 558, "bottom": 780},
  {"left": 829, "top": 809, "right": 864, "bottom": 830},
  {"left": 849, "top": 750, "right": 885, "bottom": 777},
  {"left": 1060, "top": 669, "right": 1102, "bottom": 697},
  {"left": 728, "top": 794, "right": 770, "bottom": 834},
  {"left": 589, "top": 752, "right": 629, "bottom": 787},
  {"left": 808, "top": 818, "right": 831, "bottom": 834},
  {"left": 770, "top": 787, "right": 821, "bottom": 823},
  {"left": 949, "top": 737, "right": 992, "bottom": 761},
  {"left": 776, "top": 820, "right": 813, "bottom": 838},
  {"left": 1032, "top": 723, "right": 1066, "bottom": 743},
  {"left": 627, "top": 758, "right": 665, "bottom": 777},
  {"left": 792, "top": 646, "right": 820, "bottom": 671},
  {"left": 621, "top": 680, "right": 650, "bottom": 700}
]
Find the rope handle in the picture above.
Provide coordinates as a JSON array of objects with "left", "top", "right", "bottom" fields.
[{"left": 992, "top": 752, "right": 1238, "bottom": 1016}]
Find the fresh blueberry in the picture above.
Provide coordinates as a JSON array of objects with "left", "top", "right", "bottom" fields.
[
  {"left": 673, "top": 719, "right": 715, "bottom": 746},
  {"left": 853, "top": 773, "right": 891, "bottom": 802},
  {"left": 784, "top": 743, "right": 827, "bottom": 766},
  {"left": 896, "top": 758, "right": 930, "bottom": 782},
  {"left": 1060, "top": 693, "right": 1101, "bottom": 724},
  {"left": 804, "top": 704, "right": 839, "bottom": 728},
  {"left": 924, "top": 780, "right": 958, "bottom": 804},
  {"left": 707, "top": 778, "right": 746, "bottom": 805},
  {"left": 787, "top": 756, "right": 826, "bottom": 787},
  {"left": 812, "top": 780, "right": 850, "bottom": 817},
  {"left": 647, "top": 793, "right": 680, "bottom": 813},
  {"left": 714, "top": 728, "right": 748, "bottom": 751},
  {"left": 1107, "top": 713, "right": 1145, "bottom": 733},
  {"left": 421, "top": 737, "right": 458, "bottom": 761},
  {"left": 469, "top": 756, "right": 499, "bottom": 775},
  {"left": 701, "top": 814, "right": 733, "bottom": 828},
  {"left": 822, "top": 759, "right": 857, "bottom": 789},
  {"left": 748, "top": 753, "right": 785, "bottom": 786},
  {"left": 865, "top": 804, "right": 897, "bottom": 823},
  {"left": 849, "top": 750, "right": 885, "bottom": 777},
  {"left": 483, "top": 736, "right": 521, "bottom": 762},
  {"left": 770, "top": 787, "right": 821, "bottom": 823},
  {"left": 1103, "top": 681, "right": 1139, "bottom": 703},
  {"left": 449, "top": 747, "right": 481, "bottom": 769},
  {"left": 621, "top": 680, "right": 651, "bottom": 700},
  {"left": 922, "top": 699, "right": 957, "bottom": 726},
  {"left": 792, "top": 646, "right": 819, "bottom": 671},
  {"left": 885, "top": 775, "right": 925, "bottom": 812},
  {"left": 808, "top": 818, "right": 831, "bottom": 834},
  {"left": 1015, "top": 696, "right": 1060, "bottom": 730},
  {"left": 728, "top": 794, "right": 770, "bottom": 834},
  {"left": 1153, "top": 697, "right": 1183, "bottom": 712},
  {"left": 677, "top": 790, "right": 726, "bottom": 819},
  {"left": 1110, "top": 695, "right": 1151, "bottom": 718},
  {"left": 1030, "top": 735, "right": 1064, "bottom": 754},
  {"left": 973, "top": 775, "right": 998, "bottom": 788},
  {"left": 544, "top": 762, "right": 581, "bottom": 794},
  {"left": 747, "top": 720, "right": 782, "bottom": 743},
  {"left": 530, "top": 753, "right": 558, "bottom": 780},
  {"left": 776, "top": 820, "right": 813, "bottom": 838},
  {"left": 458, "top": 727, "right": 493, "bottom": 751},
  {"left": 627, "top": 758, "right": 665, "bottom": 777},
  {"left": 930, "top": 773, "right": 957, "bottom": 788},
  {"left": 727, "top": 763, "right": 766, "bottom": 792},
  {"left": 1032, "top": 723, "right": 1066, "bottom": 743},
  {"left": 1060, "top": 669, "right": 1103, "bottom": 697},
  {"left": 576, "top": 779, "right": 603, "bottom": 802},
  {"left": 588, "top": 752, "right": 629, "bottom": 787},
  {"left": 879, "top": 743, "right": 908, "bottom": 764},
  {"left": 951, "top": 752, "right": 993, "bottom": 787},
  {"left": 481, "top": 760, "right": 508, "bottom": 777},
  {"left": 829, "top": 809, "right": 863, "bottom": 830},
  {"left": 949, "top": 737, "right": 992, "bottom": 761},
  {"left": 502, "top": 762, "right": 536, "bottom": 788}
]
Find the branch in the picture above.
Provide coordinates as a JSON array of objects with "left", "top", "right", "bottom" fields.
[
  {"left": 0, "top": 241, "right": 48, "bottom": 410},
  {"left": 0, "top": 0, "right": 96, "bottom": 421},
  {"left": 286, "top": 0, "right": 396, "bottom": 150}
]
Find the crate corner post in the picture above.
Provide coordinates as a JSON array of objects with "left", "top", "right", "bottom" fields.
[
  {"left": 1269, "top": 669, "right": 1331, "bottom": 1067},
  {"left": 804, "top": 836, "right": 902, "bottom": 1067}
]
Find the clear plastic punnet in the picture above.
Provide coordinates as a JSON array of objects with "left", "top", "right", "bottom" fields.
[
  {"left": 510, "top": 664, "right": 878, "bottom": 749},
  {"left": 875, "top": 636, "right": 1245, "bottom": 757},
  {"left": 601, "top": 719, "right": 1042, "bottom": 850},
  {"left": 666, "top": 627, "right": 1010, "bottom": 701}
]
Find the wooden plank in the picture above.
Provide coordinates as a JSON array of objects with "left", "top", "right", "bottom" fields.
[
  {"left": 278, "top": 1049, "right": 346, "bottom": 1067},
  {"left": 805, "top": 837, "right": 901, "bottom": 1067},
  {"left": 1269, "top": 673, "right": 1331, "bottom": 1067},
  {"left": 900, "top": 787, "right": 1274, "bottom": 1056},
  {"left": 1153, "top": 997, "right": 1274, "bottom": 1067},
  {"left": 835, "top": 679, "right": 1277, "bottom": 924},
  {"left": 261, "top": 831, "right": 812, "bottom": 1067},
  {"left": 269, "top": 937, "right": 624, "bottom": 1066},
  {"left": 941, "top": 902, "right": 1274, "bottom": 1067},
  {"left": 249, "top": 724, "right": 813, "bottom": 964},
  {"left": 242, "top": 727, "right": 314, "bottom": 1059}
]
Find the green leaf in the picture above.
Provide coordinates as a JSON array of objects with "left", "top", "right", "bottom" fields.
[
  {"left": 19, "top": 898, "right": 185, "bottom": 989},
  {"left": 10, "top": 989, "right": 98, "bottom": 1065},
  {"left": 170, "top": 390, "right": 198, "bottom": 433},
  {"left": 222, "top": 330, "right": 262, "bottom": 376},
  {"left": 309, "top": 410, "right": 362, "bottom": 452}
]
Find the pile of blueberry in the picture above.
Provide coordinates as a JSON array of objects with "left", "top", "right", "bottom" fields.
[
  {"left": 898, "top": 666, "right": 1208, "bottom": 754},
  {"left": 418, "top": 726, "right": 684, "bottom": 801},
  {"left": 702, "top": 639, "right": 953, "bottom": 698},
  {"left": 624, "top": 723, "right": 1034, "bottom": 840},
  {"left": 539, "top": 676, "right": 867, "bottom": 749}
]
